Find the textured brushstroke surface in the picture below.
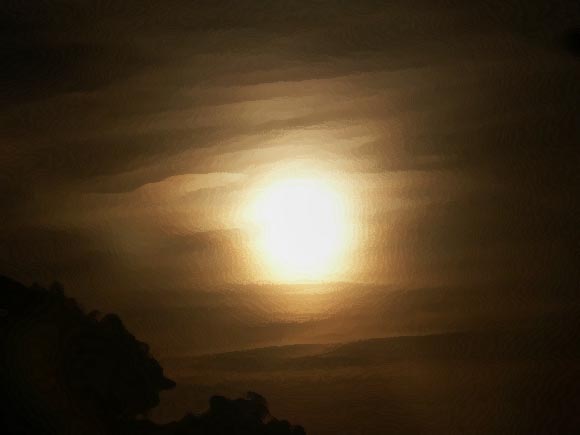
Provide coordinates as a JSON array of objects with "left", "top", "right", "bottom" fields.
[{"left": 1, "top": 1, "right": 579, "bottom": 433}]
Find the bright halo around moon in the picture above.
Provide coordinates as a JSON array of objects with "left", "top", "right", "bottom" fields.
[{"left": 250, "top": 177, "right": 350, "bottom": 282}]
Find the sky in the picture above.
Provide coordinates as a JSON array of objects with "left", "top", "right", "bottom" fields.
[{"left": 1, "top": 0, "right": 579, "bottom": 356}]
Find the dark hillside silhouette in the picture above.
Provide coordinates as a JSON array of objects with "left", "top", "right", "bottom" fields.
[{"left": 0, "top": 276, "right": 305, "bottom": 435}]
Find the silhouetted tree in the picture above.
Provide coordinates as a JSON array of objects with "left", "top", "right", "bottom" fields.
[
  {"left": 0, "top": 276, "right": 306, "bottom": 435},
  {"left": 121, "top": 392, "right": 305, "bottom": 435}
]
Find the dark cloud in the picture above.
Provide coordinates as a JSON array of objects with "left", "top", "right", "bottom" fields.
[
  {"left": 0, "top": 226, "right": 115, "bottom": 288},
  {"left": 0, "top": 2, "right": 155, "bottom": 104}
]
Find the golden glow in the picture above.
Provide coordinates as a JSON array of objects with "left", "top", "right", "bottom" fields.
[{"left": 250, "top": 177, "right": 350, "bottom": 282}]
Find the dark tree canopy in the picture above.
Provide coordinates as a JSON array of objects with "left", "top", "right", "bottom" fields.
[{"left": 0, "top": 276, "right": 305, "bottom": 435}]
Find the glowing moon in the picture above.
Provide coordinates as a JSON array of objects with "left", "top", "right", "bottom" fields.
[{"left": 250, "top": 178, "right": 349, "bottom": 281}]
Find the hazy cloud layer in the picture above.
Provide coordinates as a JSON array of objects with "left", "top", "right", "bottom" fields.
[{"left": 2, "top": 0, "right": 578, "bottom": 353}]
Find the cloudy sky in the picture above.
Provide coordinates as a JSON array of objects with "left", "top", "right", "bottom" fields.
[{"left": 1, "top": 0, "right": 578, "bottom": 356}]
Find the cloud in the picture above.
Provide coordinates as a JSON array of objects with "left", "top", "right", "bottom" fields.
[
  {"left": 1, "top": 0, "right": 578, "bottom": 360},
  {"left": 0, "top": 2, "right": 155, "bottom": 105}
]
